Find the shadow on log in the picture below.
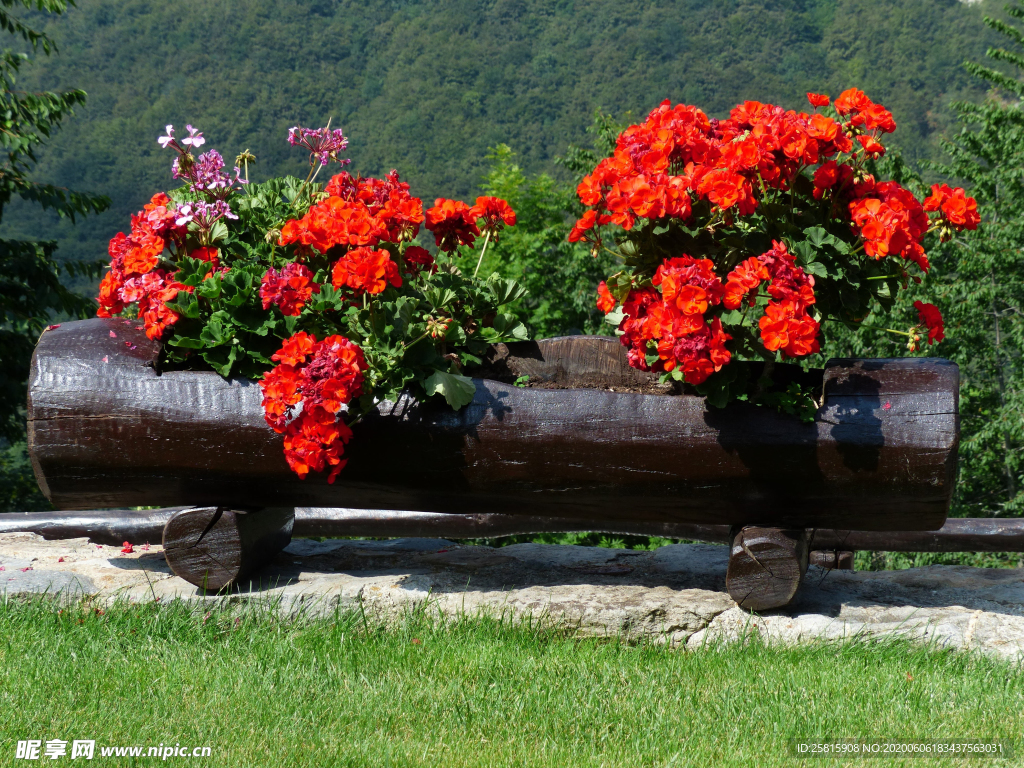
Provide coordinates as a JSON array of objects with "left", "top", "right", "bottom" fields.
[{"left": 162, "top": 507, "right": 294, "bottom": 591}]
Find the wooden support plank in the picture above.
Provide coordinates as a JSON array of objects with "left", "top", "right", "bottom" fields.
[
  {"left": 161, "top": 507, "right": 294, "bottom": 591},
  {"left": 291, "top": 507, "right": 734, "bottom": 542},
  {"left": 726, "top": 526, "right": 809, "bottom": 611},
  {"left": 809, "top": 519, "right": 1024, "bottom": 552},
  {"left": 0, "top": 507, "right": 180, "bottom": 546},
  {"left": 14, "top": 509, "right": 1024, "bottom": 557},
  {"left": 27, "top": 319, "right": 958, "bottom": 531}
]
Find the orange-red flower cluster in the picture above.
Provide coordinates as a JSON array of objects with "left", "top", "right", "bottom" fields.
[
  {"left": 596, "top": 281, "right": 616, "bottom": 313},
  {"left": 260, "top": 332, "right": 366, "bottom": 483},
  {"left": 849, "top": 179, "right": 930, "bottom": 270},
  {"left": 612, "top": 257, "right": 731, "bottom": 384},
  {"left": 923, "top": 184, "right": 981, "bottom": 231},
  {"left": 280, "top": 170, "right": 424, "bottom": 254},
  {"left": 97, "top": 192, "right": 188, "bottom": 339},
  {"left": 914, "top": 301, "right": 945, "bottom": 346},
  {"left": 758, "top": 300, "right": 819, "bottom": 357},
  {"left": 762, "top": 244, "right": 818, "bottom": 353},
  {"left": 423, "top": 196, "right": 517, "bottom": 251},
  {"left": 326, "top": 170, "right": 425, "bottom": 242},
  {"left": 571, "top": 95, "right": 866, "bottom": 237},
  {"left": 583, "top": 92, "right": 976, "bottom": 384},
  {"left": 331, "top": 246, "right": 402, "bottom": 295},
  {"left": 723, "top": 241, "right": 821, "bottom": 358},
  {"left": 424, "top": 198, "right": 480, "bottom": 252},
  {"left": 599, "top": 242, "right": 820, "bottom": 374},
  {"left": 260, "top": 263, "right": 320, "bottom": 316},
  {"left": 469, "top": 196, "right": 517, "bottom": 238}
]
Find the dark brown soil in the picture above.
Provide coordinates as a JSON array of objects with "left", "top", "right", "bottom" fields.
[{"left": 469, "top": 338, "right": 824, "bottom": 398}]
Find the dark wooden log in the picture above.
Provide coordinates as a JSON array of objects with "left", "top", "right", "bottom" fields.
[
  {"left": 161, "top": 507, "right": 294, "bottom": 591},
  {"left": 726, "top": 526, "right": 809, "bottom": 611},
  {"left": 0, "top": 507, "right": 179, "bottom": 546},
  {"left": 28, "top": 318, "right": 958, "bottom": 531},
  {"left": 809, "top": 550, "right": 854, "bottom": 570}
]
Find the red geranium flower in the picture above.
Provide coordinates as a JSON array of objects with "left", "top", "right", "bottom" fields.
[
  {"left": 857, "top": 135, "right": 886, "bottom": 158},
  {"left": 834, "top": 87, "right": 872, "bottom": 115},
  {"left": 424, "top": 198, "right": 480, "bottom": 251},
  {"left": 331, "top": 247, "right": 402, "bottom": 295},
  {"left": 469, "top": 196, "right": 516, "bottom": 239},
  {"left": 924, "top": 184, "right": 980, "bottom": 231},
  {"left": 403, "top": 245, "right": 436, "bottom": 275},
  {"left": 260, "top": 333, "right": 367, "bottom": 482},
  {"left": 596, "top": 281, "right": 616, "bottom": 313},
  {"left": 260, "top": 263, "right": 320, "bottom": 316},
  {"left": 914, "top": 301, "right": 945, "bottom": 345}
]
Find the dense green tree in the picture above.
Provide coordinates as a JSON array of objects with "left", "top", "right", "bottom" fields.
[
  {"left": 478, "top": 142, "right": 616, "bottom": 337},
  {"left": 0, "top": 0, "right": 1003, "bottom": 280},
  {"left": 929, "top": 1, "right": 1024, "bottom": 516},
  {"left": 828, "top": 1, "right": 1024, "bottom": 518},
  {"left": 0, "top": 0, "right": 108, "bottom": 511}
]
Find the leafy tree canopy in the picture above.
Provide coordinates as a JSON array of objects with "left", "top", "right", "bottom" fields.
[
  {"left": 0, "top": 0, "right": 107, "bottom": 510},
  {"left": 0, "top": 0, "right": 1006, "bottom": 277}
]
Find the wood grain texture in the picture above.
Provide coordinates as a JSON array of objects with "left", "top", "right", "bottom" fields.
[
  {"left": 727, "top": 526, "right": 809, "bottom": 611},
  {"left": 161, "top": 506, "right": 294, "bottom": 591},
  {"left": 28, "top": 319, "right": 958, "bottom": 530},
  {"left": 808, "top": 550, "right": 854, "bottom": 570}
]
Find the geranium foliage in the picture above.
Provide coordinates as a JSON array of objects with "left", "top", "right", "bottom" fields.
[
  {"left": 97, "top": 124, "right": 527, "bottom": 482},
  {"left": 573, "top": 90, "right": 978, "bottom": 412}
]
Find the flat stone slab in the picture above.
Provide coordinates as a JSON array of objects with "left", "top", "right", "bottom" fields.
[{"left": 3, "top": 532, "right": 1024, "bottom": 660}]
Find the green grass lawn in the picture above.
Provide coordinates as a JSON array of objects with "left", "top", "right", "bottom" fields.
[{"left": 0, "top": 597, "right": 1020, "bottom": 767}]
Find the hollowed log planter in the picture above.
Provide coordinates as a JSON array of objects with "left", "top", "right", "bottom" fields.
[{"left": 27, "top": 318, "right": 959, "bottom": 607}]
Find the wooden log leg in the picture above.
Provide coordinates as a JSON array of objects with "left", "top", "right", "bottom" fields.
[
  {"left": 726, "top": 526, "right": 809, "bottom": 611},
  {"left": 162, "top": 507, "right": 294, "bottom": 591},
  {"left": 809, "top": 550, "right": 855, "bottom": 570}
]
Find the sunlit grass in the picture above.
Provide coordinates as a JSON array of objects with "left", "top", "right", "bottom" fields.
[{"left": 0, "top": 596, "right": 1020, "bottom": 766}]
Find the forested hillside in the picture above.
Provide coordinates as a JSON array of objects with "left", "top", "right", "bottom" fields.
[{"left": 1, "top": 0, "right": 1004, "bottom": 270}]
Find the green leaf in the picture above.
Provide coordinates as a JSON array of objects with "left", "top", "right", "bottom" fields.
[
  {"left": 195, "top": 275, "right": 222, "bottom": 300},
  {"left": 803, "top": 262, "right": 829, "bottom": 278},
  {"left": 802, "top": 226, "right": 850, "bottom": 254},
  {"left": 444, "top": 323, "right": 468, "bottom": 344},
  {"left": 309, "top": 284, "right": 346, "bottom": 312},
  {"left": 165, "top": 293, "right": 200, "bottom": 319},
  {"left": 424, "top": 370, "right": 477, "bottom": 410},
  {"left": 200, "top": 311, "right": 235, "bottom": 346},
  {"left": 804, "top": 227, "right": 830, "bottom": 247},
  {"left": 604, "top": 307, "right": 625, "bottom": 326},
  {"left": 202, "top": 345, "right": 240, "bottom": 377},
  {"left": 486, "top": 274, "right": 529, "bottom": 306},
  {"left": 719, "top": 309, "right": 744, "bottom": 325},
  {"left": 208, "top": 220, "right": 229, "bottom": 243},
  {"left": 166, "top": 335, "right": 206, "bottom": 349},
  {"left": 791, "top": 240, "right": 816, "bottom": 265}
]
